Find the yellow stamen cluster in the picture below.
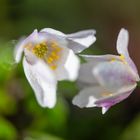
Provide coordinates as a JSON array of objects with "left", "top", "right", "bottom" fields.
[
  {"left": 33, "top": 42, "right": 48, "bottom": 58},
  {"left": 46, "top": 42, "right": 62, "bottom": 70},
  {"left": 25, "top": 41, "right": 62, "bottom": 70}
]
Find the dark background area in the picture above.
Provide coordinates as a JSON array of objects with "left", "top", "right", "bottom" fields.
[{"left": 0, "top": 0, "right": 140, "bottom": 140}]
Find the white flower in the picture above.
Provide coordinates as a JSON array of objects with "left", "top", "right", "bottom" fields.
[
  {"left": 14, "top": 28, "right": 96, "bottom": 108},
  {"left": 73, "top": 28, "right": 139, "bottom": 114}
]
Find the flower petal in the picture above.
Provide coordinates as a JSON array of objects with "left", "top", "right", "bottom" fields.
[
  {"left": 23, "top": 29, "right": 49, "bottom": 45},
  {"left": 102, "top": 106, "right": 110, "bottom": 114},
  {"left": 81, "top": 54, "right": 120, "bottom": 62},
  {"left": 126, "top": 57, "right": 139, "bottom": 81},
  {"left": 23, "top": 57, "right": 57, "bottom": 108},
  {"left": 24, "top": 49, "right": 38, "bottom": 65},
  {"left": 14, "top": 29, "right": 45, "bottom": 63},
  {"left": 116, "top": 28, "right": 129, "bottom": 56},
  {"left": 116, "top": 28, "right": 139, "bottom": 78},
  {"left": 78, "top": 62, "right": 99, "bottom": 85},
  {"left": 93, "top": 61, "right": 137, "bottom": 92},
  {"left": 55, "top": 48, "right": 80, "bottom": 81},
  {"left": 72, "top": 84, "right": 136, "bottom": 113},
  {"left": 77, "top": 55, "right": 120, "bottom": 85},
  {"left": 66, "top": 30, "right": 96, "bottom": 53},
  {"left": 41, "top": 28, "right": 96, "bottom": 53},
  {"left": 40, "top": 28, "right": 66, "bottom": 37},
  {"left": 96, "top": 84, "right": 136, "bottom": 114}
]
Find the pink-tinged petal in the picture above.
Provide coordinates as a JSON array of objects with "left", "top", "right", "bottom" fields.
[
  {"left": 102, "top": 106, "right": 110, "bottom": 114},
  {"left": 23, "top": 57, "right": 57, "bottom": 108},
  {"left": 116, "top": 28, "right": 139, "bottom": 79},
  {"left": 55, "top": 48, "right": 80, "bottom": 81},
  {"left": 93, "top": 61, "right": 137, "bottom": 92},
  {"left": 96, "top": 84, "right": 136, "bottom": 114},
  {"left": 72, "top": 84, "right": 136, "bottom": 114}
]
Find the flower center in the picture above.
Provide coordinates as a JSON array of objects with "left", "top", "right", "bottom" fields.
[
  {"left": 33, "top": 42, "right": 48, "bottom": 58},
  {"left": 45, "top": 42, "right": 62, "bottom": 70},
  {"left": 25, "top": 41, "right": 62, "bottom": 70}
]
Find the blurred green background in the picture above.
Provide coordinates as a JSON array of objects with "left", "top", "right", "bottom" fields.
[{"left": 0, "top": 0, "right": 140, "bottom": 140}]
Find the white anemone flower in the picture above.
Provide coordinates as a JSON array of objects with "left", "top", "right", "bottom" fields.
[
  {"left": 73, "top": 28, "right": 140, "bottom": 114},
  {"left": 14, "top": 28, "right": 96, "bottom": 108}
]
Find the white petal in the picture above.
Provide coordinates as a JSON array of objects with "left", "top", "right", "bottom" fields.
[
  {"left": 93, "top": 61, "right": 137, "bottom": 92},
  {"left": 24, "top": 49, "right": 38, "bottom": 65},
  {"left": 14, "top": 38, "right": 25, "bottom": 63},
  {"left": 23, "top": 57, "right": 57, "bottom": 108},
  {"left": 72, "top": 86, "right": 99, "bottom": 108},
  {"left": 55, "top": 48, "right": 80, "bottom": 81},
  {"left": 81, "top": 54, "right": 120, "bottom": 62},
  {"left": 40, "top": 28, "right": 66, "bottom": 37},
  {"left": 78, "top": 62, "right": 99, "bottom": 85},
  {"left": 116, "top": 28, "right": 129, "bottom": 56},
  {"left": 127, "top": 58, "right": 140, "bottom": 81},
  {"left": 67, "top": 30, "right": 96, "bottom": 46},
  {"left": 40, "top": 28, "right": 69, "bottom": 50},
  {"left": 25, "top": 29, "right": 49, "bottom": 45},
  {"left": 116, "top": 29, "right": 139, "bottom": 77},
  {"left": 66, "top": 30, "right": 96, "bottom": 53},
  {"left": 77, "top": 55, "right": 120, "bottom": 85},
  {"left": 41, "top": 28, "right": 96, "bottom": 53},
  {"left": 102, "top": 106, "right": 110, "bottom": 114},
  {"left": 14, "top": 29, "right": 43, "bottom": 63},
  {"left": 28, "top": 29, "right": 38, "bottom": 40}
]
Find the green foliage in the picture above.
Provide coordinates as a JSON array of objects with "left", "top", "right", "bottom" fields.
[
  {"left": 0, "top": 89, "right": 16, "bottom": 115},
  {"left": 120, "top": 114, "right": 140, "bottom": 140},
  {"left": 0, "top": 117, "right": 17, "bottom": 140},
  {"left": 24, "top": 131, "right": 64, "bottom": 140},
  {"left": 0, "top": 41, "right": 15, "bottom": 71}
]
